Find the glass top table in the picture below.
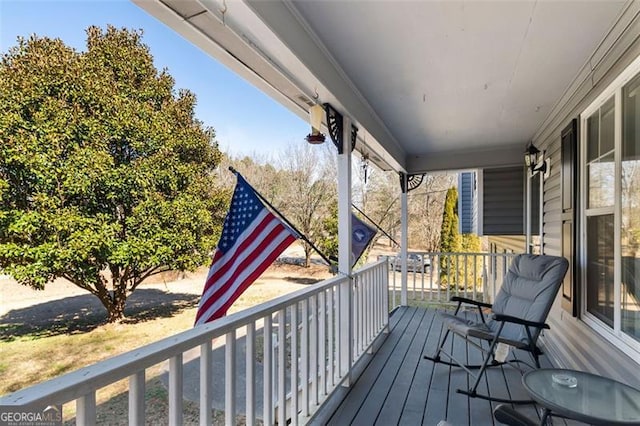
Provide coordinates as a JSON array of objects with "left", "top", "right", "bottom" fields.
[{"left": 522, "top": 368, "right": 640, "bottom": 425}]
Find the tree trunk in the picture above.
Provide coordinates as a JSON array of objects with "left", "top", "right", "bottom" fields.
[
  {"left": 106, "top": 291, "right": 127, "bottom": 323},
  {"left": 304, "top": 244, "right": 312, "bottom": 268},
  {"left": 92, "top": 274, "right": 129, "bottom": 323},
  {"left": 108, "top": 278, "right": 128, "bottom": 323}
]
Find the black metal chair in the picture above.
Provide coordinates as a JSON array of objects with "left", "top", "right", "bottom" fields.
[{"left": 424, "top": 254, "right": 569, "bottom": 403}]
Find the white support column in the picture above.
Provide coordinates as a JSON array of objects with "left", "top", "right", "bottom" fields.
[
  {"left": 400, "top": 174, "right": 408, "bottom": 306},
  {"left": 525, "top": 168, "right": 532, "bottom": 253},
  {"left": 337, "top": 115, "right": 353, "bottom": 385},
  {"left": 538, "top": 174, "right": 545, "bottom": 253}
]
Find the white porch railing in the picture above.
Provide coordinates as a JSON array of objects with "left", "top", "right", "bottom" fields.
[
  {"left": 387, "top": 252, "right": 517, "bottom": 310},
  {"left": 0, "top": 260, "right": 389, "bottom": 426}
]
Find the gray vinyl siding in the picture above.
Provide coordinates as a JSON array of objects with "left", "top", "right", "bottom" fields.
[
  {"left": 480, "top": 166, "right": 524, "bottom": 235},
  {"left": 532, "top": 2, "right": 640, "bottom": 388}
]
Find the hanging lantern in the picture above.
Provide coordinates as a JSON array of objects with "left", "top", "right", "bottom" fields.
[
  {"left": 524, "top": 142, "right": 548, "bottom": 175},
  {"left": 524, "top": 142, "right": 540, "bottom": 169},
  {"left": 305, "top": 103, "right": 326, "bottom": 144}
]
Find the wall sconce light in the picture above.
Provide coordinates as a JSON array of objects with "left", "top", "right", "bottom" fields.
[
  {"left": 524, "top": 142, "right": 550, "bottom": 177},
  {"left": 305, "top": 103, "right": 326, "bottom": 144}
]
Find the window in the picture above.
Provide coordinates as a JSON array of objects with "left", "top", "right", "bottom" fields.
[
  {"left": 581, "top": 59, "right": 640, "bottom": 355},
  {"left": 621, "top": 74, "right": 640, "bottom": 343}
]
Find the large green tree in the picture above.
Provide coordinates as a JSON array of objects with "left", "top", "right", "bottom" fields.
[{"left": 0, "top": 26, "right": 228, "bottom": 322}]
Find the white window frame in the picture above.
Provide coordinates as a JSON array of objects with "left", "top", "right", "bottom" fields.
[{"left": 579, "top": 54, "right": 640, "bottom": 359}]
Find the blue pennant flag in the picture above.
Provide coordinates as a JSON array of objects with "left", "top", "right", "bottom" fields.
[{"left": 351, "top": 213, "right": 376, "bottom": 267}]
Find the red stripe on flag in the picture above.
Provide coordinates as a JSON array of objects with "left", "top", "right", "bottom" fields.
[
  {"left": 195, "top": 214, "right": 279, "bottom": 322},
  {"left": 199, "top": 212, "right": 274, "bottom": 296},
  {"left": 195, "top": 215, "right": 296, "bottom": 325},
  {"left": 204, "top": 221, "right": 287, "bottom": 309},
  {"left": 195, "top": 221, "right": 289, "bottom": 323},
  {"left": 195, "top": 229, "right": 294, "bottom": 324},
  {"left": 201, "top": 233, "right": 297, "bottom": 323}
]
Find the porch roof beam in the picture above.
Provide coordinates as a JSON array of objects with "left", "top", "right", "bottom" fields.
[{"left": 407, "top": 143, "right": 524, "bottom": 173}]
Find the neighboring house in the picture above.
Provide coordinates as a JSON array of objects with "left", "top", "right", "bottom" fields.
[{"left": 457, "top": 171, "right": 477, "bottom": 235}]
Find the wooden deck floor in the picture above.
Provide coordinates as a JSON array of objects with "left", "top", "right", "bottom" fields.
[{"left": 322, "top": 306, "right": 580, "bottom": 426}]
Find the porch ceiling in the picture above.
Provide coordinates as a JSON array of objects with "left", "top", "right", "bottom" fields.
[{"left": 134, "top": 0, "right": 627, "bottom": 173}]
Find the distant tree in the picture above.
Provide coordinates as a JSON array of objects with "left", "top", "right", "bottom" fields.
[
  {"left": 408, "top": 174, "right": 455, "bottom": 251},
  {"left": 278, "top": 144, "right": 336, "bottom": 267},
  {"left": 353, "top": 166, "right": 455, "bottom": 253},
  {"left": 226, "top": 154, "right": 288, "bottom": 209},
  {"left": 439, "top": 187, "right": 461, "bottom": 254},
  {"left": 0, "top": 26, "right": 228, "bottom": 322},
  {"left": 318, "top": 200, "right": 338, "bottom": 261},
  {"left": 460, "top": 232, "right": 483, "bottom": 289},
  {"left": 461, "top": 233, "right": 481, "bottom": 252},
  {"left": 357, "top": 167, "right": 401, "bottom": 249},
  {"left": 439, "top": 187, "right": 461, "bottom": 283}
]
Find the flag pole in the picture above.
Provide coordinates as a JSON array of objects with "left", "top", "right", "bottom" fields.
[
  {"left": 351, "top": 203, "right": 399, "bottom": 247},
  {"left": 228, "top": 167, "right": 336, "bottom": 267}
]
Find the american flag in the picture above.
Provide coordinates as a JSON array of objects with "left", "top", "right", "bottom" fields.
[{"left": 194, "top": 173, "right": 298, "bottom": 326}]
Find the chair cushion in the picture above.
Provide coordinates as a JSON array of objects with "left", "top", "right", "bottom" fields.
[
  {"left": 439, "top": 254, "right": 568, "bottom": 348},
  {"left": 439, "top": 312, "right": 528, "bottom": 349},
  {"left": 440, "top": 312, "right": 494, "bottom": 340},
  {"left": 490, "top": 254, "right": 568, "bottom": 344}
]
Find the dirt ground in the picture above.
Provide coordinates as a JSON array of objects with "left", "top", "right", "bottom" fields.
[
  {"left": 0, "top": 241, "right": 394, "bottom": 318},
  {"left": 0, "top": 262, "right": 329, "bottom": 313},
  {"left": 0, "top": 263, "right": 334, "bottom": 346}
]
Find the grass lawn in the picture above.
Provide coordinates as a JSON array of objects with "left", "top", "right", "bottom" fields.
[
  {"left": 0, "top": 304, "right": 201, "bottom": 423},
  {"left": 0, "top": 263, "right": 330, "bottom": 424}
]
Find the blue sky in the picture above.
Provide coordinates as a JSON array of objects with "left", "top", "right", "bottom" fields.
[{"left": 0, "top": 0, "right": 309, "bottom": 157}]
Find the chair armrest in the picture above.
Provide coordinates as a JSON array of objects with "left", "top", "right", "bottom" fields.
[
  {"left": 493, "top": 314, "right": 550, "bottom": 330},
  {"left": 451, "top": 296, "right": 492, "bottom": 309}
]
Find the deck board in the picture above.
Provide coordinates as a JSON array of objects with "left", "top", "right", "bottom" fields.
[
  {"left": 398, "top": 309, "right": 442, "bottom": 425},
  {"left": 351, "top": 308, "right": 426, "bottom": 424},
  {"left": 322, "top": 306, "right": 561, "bottom": 426},
  {"left": 325, "top": 307, "right": 419, "bottom": 424},
  {"left": 447, "top": 322, "right": 472, "bottom": 426},
  {"left": 375, "top": 309, "right": 436, "bottom": 425}
]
